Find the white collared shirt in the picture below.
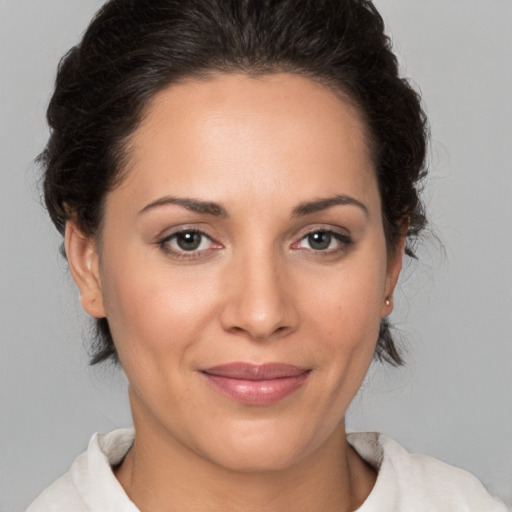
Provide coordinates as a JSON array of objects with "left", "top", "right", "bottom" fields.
[{"left": 27, "top": 428, "right": 508, "bottom": 511}]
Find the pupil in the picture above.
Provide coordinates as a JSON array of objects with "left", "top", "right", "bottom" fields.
[
  {"left": 177, "top": 232, "right": 201, "bottom": 251},
  {"left": 309, "top": 231, "right": 331, "bottom": 250}
]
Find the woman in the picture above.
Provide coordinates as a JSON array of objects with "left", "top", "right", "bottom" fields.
[{"left": 28, "top": 0, "right": 507, "bottom": 510}]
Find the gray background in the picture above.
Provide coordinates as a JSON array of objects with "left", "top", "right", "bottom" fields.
[{"left": 1, "top": 1, "right": 510, "bottom": 510}]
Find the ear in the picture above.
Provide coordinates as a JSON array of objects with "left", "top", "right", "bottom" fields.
[
  {"left": 381, "top": 233, "right": 407, "bottom": 318},
  {"left": 65, "top": 220, "right": 106, "bottom": 319}
]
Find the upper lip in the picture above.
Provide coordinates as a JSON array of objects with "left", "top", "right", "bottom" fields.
[{"left": 201, "top": 363, "right": 309, "bottom": 380}]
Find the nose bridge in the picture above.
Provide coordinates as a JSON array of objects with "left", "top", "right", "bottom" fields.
[{"left": 220, "top": 243, "right": 296, "bottom": 340}]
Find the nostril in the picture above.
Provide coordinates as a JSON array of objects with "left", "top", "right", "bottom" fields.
[{"left": 228, "top": 323, "right": 292, "bottom": 342}]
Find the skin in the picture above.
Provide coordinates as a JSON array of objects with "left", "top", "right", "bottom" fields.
[{"left": 66, "top": 73, "right": 405, "bottom": 512}]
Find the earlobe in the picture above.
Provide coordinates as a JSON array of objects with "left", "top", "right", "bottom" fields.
[
  {"left": 381, "top": 234, "right": 407, "bottom": 318},
  {"left": 65, "top": 221, "right": 106, "bottom": 319}
]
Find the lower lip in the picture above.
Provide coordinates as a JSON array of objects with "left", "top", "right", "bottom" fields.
[{"left": 202, "top": 372, "right": 310, "bottom": 405}]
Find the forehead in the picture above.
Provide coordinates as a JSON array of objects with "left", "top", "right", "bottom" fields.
[{"left": 116, "top": 72, "right": 378, "bottom": 215}]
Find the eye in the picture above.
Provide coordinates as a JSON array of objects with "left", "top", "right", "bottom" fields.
[
  {"left": 294, "top": 229, "right": 352, "bottom": 252},
  {"left": 304, "top": 231, "right": 334, "bottom": 251},
  {"left": 159, "top": 229, "right": 218, "bottom": 256},
  {"left": 172, "top": 231, "right": 208, "bottom": 251}
]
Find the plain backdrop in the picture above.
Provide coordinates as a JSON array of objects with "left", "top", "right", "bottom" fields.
[{"left": 1, "top": 1, "right": 511, "bottom": 510}]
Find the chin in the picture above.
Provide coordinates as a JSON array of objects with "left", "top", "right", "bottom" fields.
[
  {"left": 194, "top": 419, "right": 336, "bottom": 474},
  {"left": 207, "top": 443, "right": 307, "bottom": 473}
]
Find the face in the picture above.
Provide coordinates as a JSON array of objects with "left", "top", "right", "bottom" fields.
[{"left": 67, "top": 73, "right": 403, "bottom": 472}]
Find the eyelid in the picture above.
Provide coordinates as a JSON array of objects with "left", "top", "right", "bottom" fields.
[
  {"left": 156, "top": 224, "right": 217, "bottom": 244},
  {"left": 159, "top": 227, "right": 208, "bottom": 241},
  {"left": 292, "top": 223, "right": 351, "bottom": 240}
]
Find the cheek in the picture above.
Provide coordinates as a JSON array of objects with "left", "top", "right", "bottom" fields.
[
  {"left": 299, "top": 249, "right": 387, "bottom": 371},
  {"left": 306, "top": 258, "right": 386, "bottom": 330},
  {"left": 98, "top": 248, "right": 219, "bottom": 364}
]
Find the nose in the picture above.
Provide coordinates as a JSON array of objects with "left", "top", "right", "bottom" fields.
[{"left": 219, "top": 249, "right": 298, "bottom": 341}]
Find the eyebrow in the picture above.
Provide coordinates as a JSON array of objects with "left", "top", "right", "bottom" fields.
[
  {"left": 292, "top": 194, "right": 369, "bottom": 217},
  {"left": 138, "top": 193, "right": 368, "bottom": 219},
  {"left": 138, "top": 196, "right": 228, "bottom": 217}
]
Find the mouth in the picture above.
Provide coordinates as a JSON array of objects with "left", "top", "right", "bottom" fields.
[{"left": 200, "top": 363, "right": 311, "bottom": 405}]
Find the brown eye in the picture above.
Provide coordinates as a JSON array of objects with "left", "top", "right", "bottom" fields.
[{"left": 161, "top": 230, "right": 215, "bottom": 255}]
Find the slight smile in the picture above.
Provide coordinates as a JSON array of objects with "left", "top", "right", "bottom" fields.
[{"left": 201, "top": 363, "right": 311, "bottom": 406}]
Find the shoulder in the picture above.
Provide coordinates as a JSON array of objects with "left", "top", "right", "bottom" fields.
[
  {"left": 27, "top": 428, "right": 137, "bottom": 512},
  {"left": 26, "top": 455, "right": 88, "bottom": 512},
  {"left": 348, "top": 432, "right": 508, "bottom": 512}
]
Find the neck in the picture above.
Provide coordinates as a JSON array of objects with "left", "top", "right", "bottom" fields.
[{"left": 115, "top": 406, "right": 375, "bottom": 512}]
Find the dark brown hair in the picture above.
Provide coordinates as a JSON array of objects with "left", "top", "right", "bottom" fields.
[{"left": 40, "top": 0, "right": 428, "bottom": 366}]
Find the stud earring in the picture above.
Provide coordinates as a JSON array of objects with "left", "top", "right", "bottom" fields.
[{"left": 385, "top": 298, "right": 391, "bottom": 307}]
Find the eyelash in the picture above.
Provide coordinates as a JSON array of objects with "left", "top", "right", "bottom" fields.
[{"left": 157, "top": 228, "right": 352, "bottom": 260}]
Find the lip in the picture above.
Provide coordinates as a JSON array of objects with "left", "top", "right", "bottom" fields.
[{"left": 201, "top": 363, "right": 310, "bottom": 405}]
